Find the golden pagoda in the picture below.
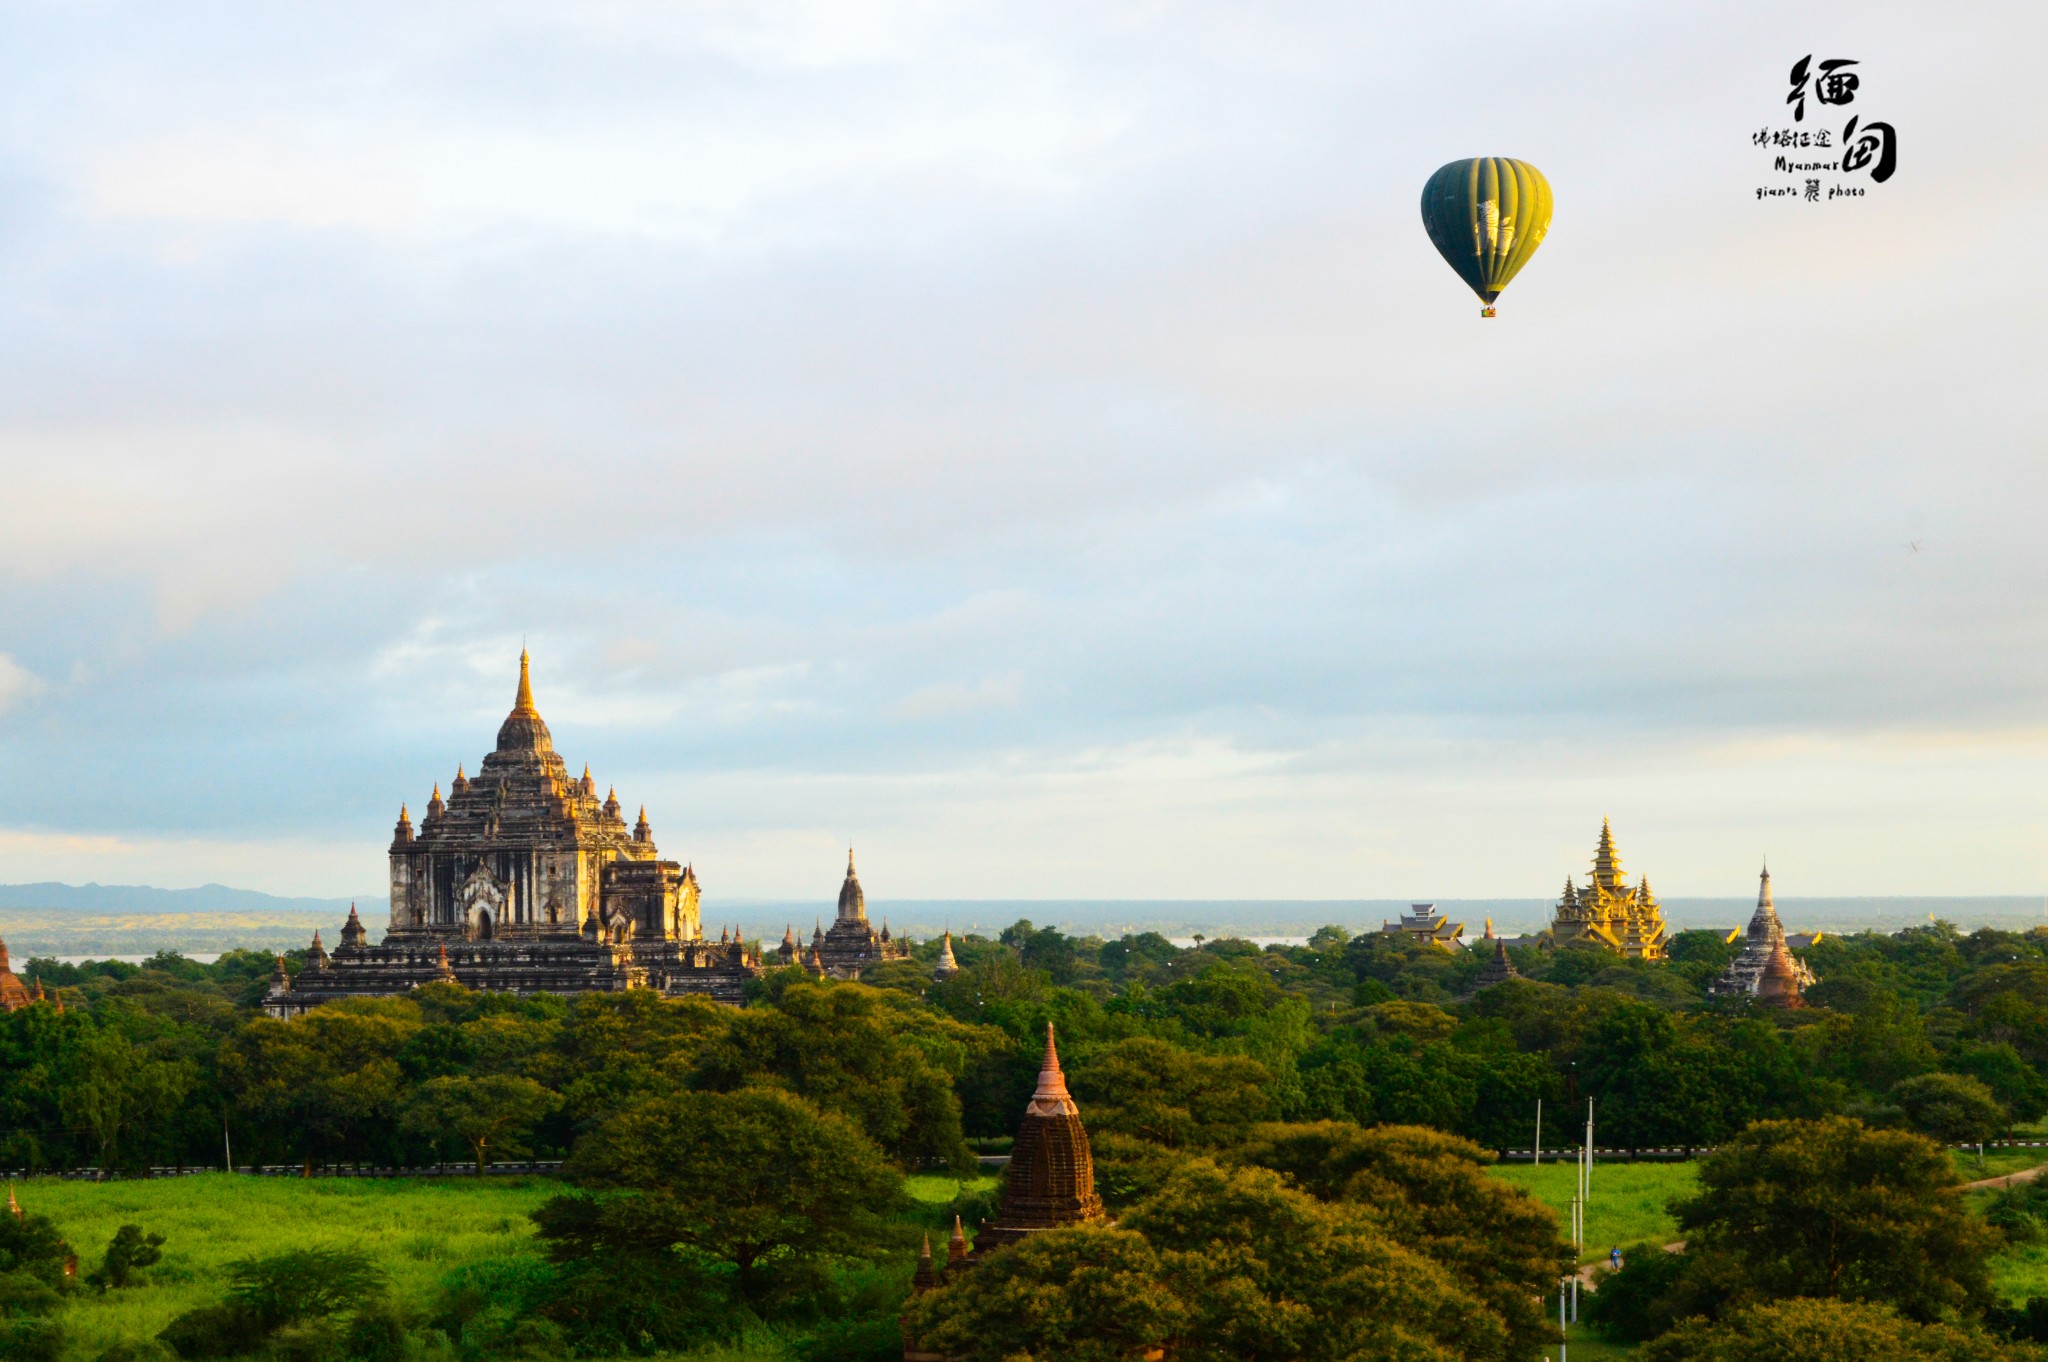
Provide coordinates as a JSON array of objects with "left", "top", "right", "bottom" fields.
[{"left": 1549, "top": 820, "right": 1668, "bottom": 959}]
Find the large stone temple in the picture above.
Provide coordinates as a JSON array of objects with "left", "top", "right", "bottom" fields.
[
  {"left": 1710, "top": 864, "right": 1817, "bottom": 999},
  {"left": 774, "top": 850, "right": 911, "bottom": 980},
  {"left": 265, "top": 652, "right": 762, "bottom": 1017},
  {"left": 1548, "top": 819, "right": 1669, "bottom": 959}
]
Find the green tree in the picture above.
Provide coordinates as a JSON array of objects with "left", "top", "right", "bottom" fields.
[
  {"left": 1069, "top": 1037, "right": 1272, "bottom": 1149},
  {"left": 56, "top": 1026, "right": 194, "bottom": 1173},
  {"left": 903, "top": 1225, "right": 1184, "bottom": 1362},
  {"left": 1231, "top": 1122, "right": 1568, "bottom": 1359},
  {"left": 401, "top": 1074, "right": 560, "bottom": 1175},
  {"left": 691, "top": 981, "right": 982, "bottom": 1170},
  {"left": 0, "top": 1213, "right": 72, "bottom": 1291},
  {"left": 224, "top": 1248, "right": 385, "bottom": 1331},
  {"left": 1640, "top": 1297, "right": 2036, "bottom": 1362},
  {"left": 536, "top": 1087, "right": 904, "bottom": 1306},
  {"left": 160, "top": 1248, "right": 386, "bottom": 1361},
  {"left": 219, "top": 1001, "right": 422, "bottom": 1168},
  {"left": 85, "top": 1225, "right": 164, "bottom": 1291},
  {"left": 1121, "top": 1160, "right": 1514, "bottom": 1362},
  {"left": 1672, "top": 1116, "right": 1998, "bottom": 1321},
  {"left": 1893, "top": 1072, "right": 2007, "bottom": 1147},
  {"left": 1582, "top": 1240, "right": 1695, "bottom": 1343},
  {"left": 1947, "top": 1043, "right": 2048, "bottom": 1123}
]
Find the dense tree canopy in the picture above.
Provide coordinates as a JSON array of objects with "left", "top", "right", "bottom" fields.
[
  {"left": 537, "top": 1087, "right": 905, "bottom": 1306},
  {"left": 1672, "top": 1116, "right": 1998, "bottom": 1320},
  {"left": 1640, "top": 1298, "right": 2040, "bottom": 1362},
  {"left": 13, "top": 917, "right": 2048, "bottom": 1359}
]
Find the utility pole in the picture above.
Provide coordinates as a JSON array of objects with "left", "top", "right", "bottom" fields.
[
  {"left": 223, "top": 1117, "right": 233, "bottom": 1174},
  {"left": 1534, "top": 1099, "right": 1542, "bottom": 1165},
  {"left": 1559, "top": 1278, "right": 1569, "bottom": 1362},
  {"left": 1584, "top": 1098, "right": 1595, "bottom": 1204}
]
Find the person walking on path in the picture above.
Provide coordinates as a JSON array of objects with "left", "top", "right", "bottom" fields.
[{"left": 1609, "top": 1247, "right": 1623, "bottom": 1272}]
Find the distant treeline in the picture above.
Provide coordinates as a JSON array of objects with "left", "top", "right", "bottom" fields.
[{"left": 3, "top": 920, "right": 2046, "bottom": 1177}]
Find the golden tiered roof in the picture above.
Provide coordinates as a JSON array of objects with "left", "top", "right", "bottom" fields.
[{"left": 1549, "top": 819, "right": 1669, "bottom": 960}]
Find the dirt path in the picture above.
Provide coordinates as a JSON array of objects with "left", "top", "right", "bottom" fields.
[
  {"left": 1963, "top": 1161, "right": 2048, "bottom": 1192},
  {"left": 1568, "top": 1158, "right": 2048, "bottom": 1291}
]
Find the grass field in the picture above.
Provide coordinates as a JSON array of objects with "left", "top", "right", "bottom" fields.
[
  {"left": 17, "top": 1175, "right": 555, "bottom": 1362},
  {"left": 16, "top": 1171, "right": 1003, "bottom": 1362},
  {"left": 1489, "top": 1161, "right": 1698, "bottom": 1264},
  {"left": 1954, "top": 1145, "right": 2048, "bottom": 1183}
]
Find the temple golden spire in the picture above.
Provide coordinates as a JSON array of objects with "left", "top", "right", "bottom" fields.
[
  {"left": 1591, "top": 817, "right": 1625, "bottom": 889},
  {"left": 511, "top": 648, "right": 540, "bottom": 718}
]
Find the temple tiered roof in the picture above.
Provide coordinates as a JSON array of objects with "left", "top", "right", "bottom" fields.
[
  {"left": 265, "top": 651, "right": 759, "bottom": 1016},
  {"left": 779, "top": 849, "right": 910, "bottom": 979},
  {"left": 1711, "top": 864, "right": 1817, "bottom": 999},
  {"left": 1549, "top": 819, "right": 1669, "bottom": 959}
]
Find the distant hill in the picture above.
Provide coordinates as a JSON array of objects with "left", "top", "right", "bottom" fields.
[{"left": 0, "top": 882, "right": 385, "bottom": 916}]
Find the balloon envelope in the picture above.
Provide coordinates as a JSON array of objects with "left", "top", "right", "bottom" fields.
[{"left": 1419, "top": 157, "right": 1553, "bottom": 307}]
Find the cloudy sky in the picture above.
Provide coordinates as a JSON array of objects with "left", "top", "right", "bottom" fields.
[{"left": 0, "top": 1, "right": 2042, "bottom": 903}]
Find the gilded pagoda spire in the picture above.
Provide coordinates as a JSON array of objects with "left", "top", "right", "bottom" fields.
[
  {"left": 495, "top": 649, "right": 554, "bottom": 753},
  {"left": 934, "top": 929, "right": 961, "bottom": 981},
  {"left": 512, "top": 647, "right": 540, "bottom": 718},
  {"left": 1591, "top": 817, "right": 1625, "bottom": 890}
]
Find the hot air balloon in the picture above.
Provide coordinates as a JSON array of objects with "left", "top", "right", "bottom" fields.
[{"left": 1420, "top": 157, "right": 1553, "bottom": 317}]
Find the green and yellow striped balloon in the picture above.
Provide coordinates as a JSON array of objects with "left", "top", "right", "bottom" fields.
[{"left": 1419, "top": 157, "right": 1553, "bottom": 316}]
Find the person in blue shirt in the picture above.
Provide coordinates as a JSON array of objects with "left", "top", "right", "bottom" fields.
[{"left": 1609, "top": 1247, "right": 1623, "bottom": 1272}]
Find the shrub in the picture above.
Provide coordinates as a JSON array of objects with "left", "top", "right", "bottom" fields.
[
  {"left": 341, "top": 1301, "right": 409, "bottom": 1362},
  {"left": 264, "top": 1320, "right": 343, "bottom": 1362},
  {"left": 157, "top": 1303, "right": 266, "bottom": 1362},
  {"left": 224, "top": 1249, "right": 384, "bottom": 1331},
  {"left": 0, "top": 1216, "right": 72, "bottom": 1291},
  {"left": 1582, "top": 1242, "right": 1693, "bottom": 1342},
  {"left": 791, "top": 1316, "right": 902, "bottom": 1362},
  {"left": 1985, "top": 1179, "right": 2048, "bottom": 1246},
  {"left": 537, "top": 1250, "right": 737, "bottom": 1355},
  {"left": 92, "top": 1342, "right": 176, "bottom": 1362},
  {"left": 0, "top": 1319, "right": 61, "bottom": 1362},
  {"left": 87, "top": 1226, "right": 165, "bottom": 1292},
  {"left": 0, "top": 1274, "right": 60, "bottom": 1320}
]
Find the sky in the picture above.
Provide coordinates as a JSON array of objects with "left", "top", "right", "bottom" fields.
[{"left": 0, "top": 1, "right": 2045, "bottom": 904}]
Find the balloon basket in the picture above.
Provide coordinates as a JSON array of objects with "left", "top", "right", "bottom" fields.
[{"left": 1480, "top": 307, "right": 1497, "bottom": 318}]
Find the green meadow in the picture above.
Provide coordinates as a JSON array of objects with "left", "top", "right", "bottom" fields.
[
  {"left": 33, "top": 1159, "right": 2048, "bottom": 1360},
  {"left": 19, "top": 1176, "right": 552, "bottom": 1361},
  {"left": 1488, "top": 1161, "right": 1698, "bottom": 1264},
  {"left": 16, "top": 1172, "right": 998, "bottom": 1362}
]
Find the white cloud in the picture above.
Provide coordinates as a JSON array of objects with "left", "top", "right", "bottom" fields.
[
  {"left": 0, "top": 1, "right": 2043, "bottom": 897},
  {"left": 0, "top": 655, "right": 44, "bottom": 713},
  {"left": 893, "top": 672, "right": 1024, "bottom": 719},
  {"left": 85, "top": 136, "right": 421, "bottom": 231}
]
